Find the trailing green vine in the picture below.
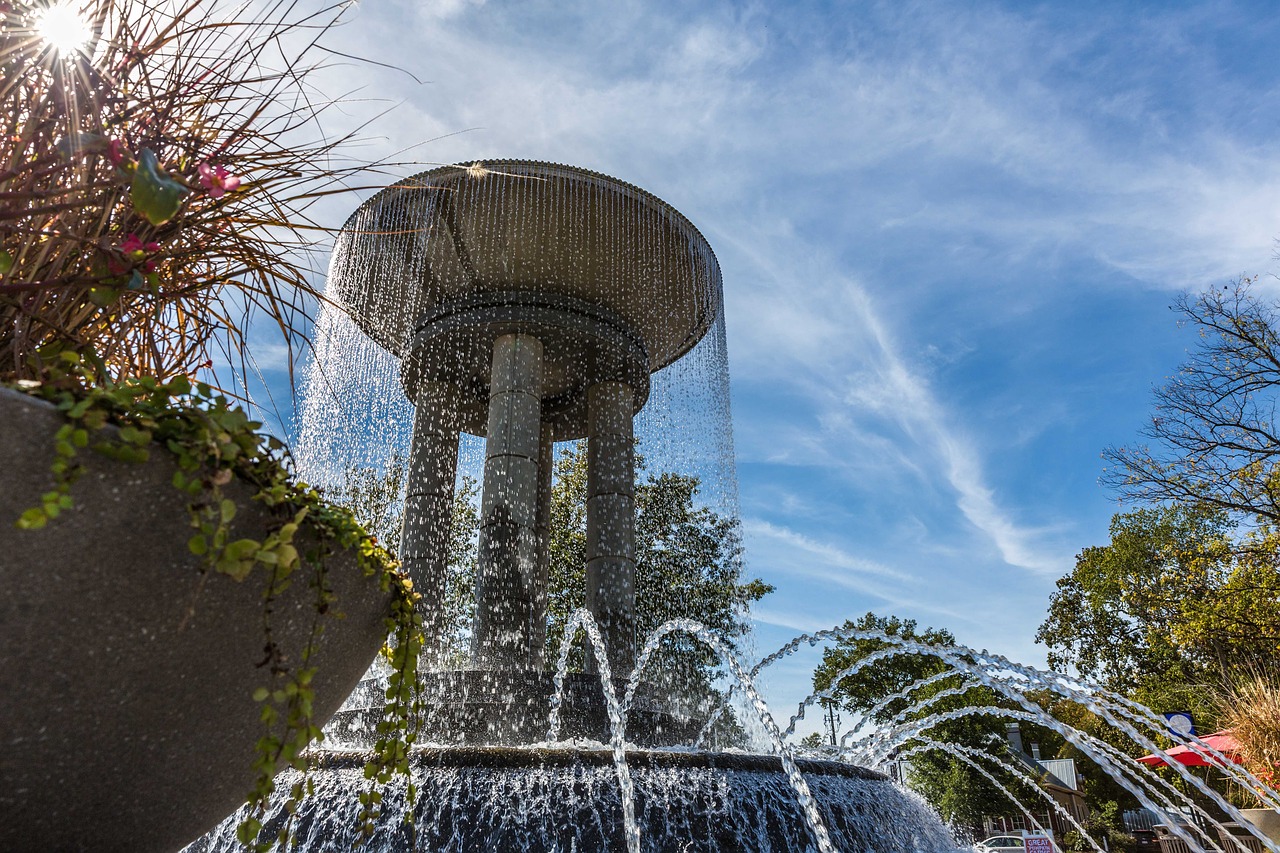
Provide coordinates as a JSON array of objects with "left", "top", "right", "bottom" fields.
[{"left": 8, "top": 352, "right": 424, "bottom": 850}]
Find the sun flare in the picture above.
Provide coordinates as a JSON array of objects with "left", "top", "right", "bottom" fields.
[{"left": 36, "top": 2, "right": 92, "bottom": 56}]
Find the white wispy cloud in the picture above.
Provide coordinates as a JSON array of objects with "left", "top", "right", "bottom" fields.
[{"left": 744, "top": 518, "right": 913, "bottom": 583}]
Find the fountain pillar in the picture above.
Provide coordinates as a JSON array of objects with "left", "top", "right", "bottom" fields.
[
  {"left": 401, "top": 380, "right": 460, "bottom": 668},
  {"left": 472, "top": 333, "right": 545, "bottom": 671},
  {"left": 531, "top": 422, "right": 555, "bottom": 671},
  {"left": 585, "top": 380, "right": 637, "bottom": 683}
]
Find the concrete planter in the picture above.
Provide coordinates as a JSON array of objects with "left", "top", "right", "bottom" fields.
[
  {"left": 1241, "top": 809, "right": 1280, "bottom": 844},
  {"left": 0, "top": 387, "right": 393, "bottom": 853}
]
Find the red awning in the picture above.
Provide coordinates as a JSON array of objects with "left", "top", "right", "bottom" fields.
[{"left": 1137, "top": 730, "right": 1243, "bottom": 767}]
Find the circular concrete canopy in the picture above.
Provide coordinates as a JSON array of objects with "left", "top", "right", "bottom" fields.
[{"left": 330, "top": 160, "right": 723, "bottom": 377}]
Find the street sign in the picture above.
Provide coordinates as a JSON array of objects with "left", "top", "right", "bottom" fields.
[{"left": 1163, "top": 711, "right": 1196, "bottom": 739}]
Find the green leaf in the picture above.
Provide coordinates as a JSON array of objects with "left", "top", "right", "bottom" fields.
[
  {"left": 236, "top": 818, "right": 262, "bottom": 846},
  {"left": 0, "top": 250, "right": 12, "bottom": 275},
  {"left": 219, "top": 558, "right": 255, "bottom": 582},
  {"left": 220, "top": 498, "right": 237, "bottom": 524},
  {"left": 88, "top": 285, "right": 119, "bottom": 306},
  {"left": 55, "top": 132, "right": 110, "bottom": 160},
  {"left": 187, "top": 534, "right": 207, "bottom": 556},
  {"left": 16, "top": 508, "right": 48, "bottom": 529},
  {"left": 130, "top": 149, "right": 189, "bottom": 226}
]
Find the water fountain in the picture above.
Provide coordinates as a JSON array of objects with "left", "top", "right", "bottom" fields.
[
  {"left": 316, "top": 158, "right": 738, "bottom": 745},
  {"left": 188, "top": 161, "right": 1280, "bottom": 852},
  {"left": 182, "top": 160, "right": 957, "bottom": 852}
]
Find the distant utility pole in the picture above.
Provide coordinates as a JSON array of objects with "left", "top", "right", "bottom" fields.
[{"left": 823, "top": 700, "right": 841, "bottom": 747}]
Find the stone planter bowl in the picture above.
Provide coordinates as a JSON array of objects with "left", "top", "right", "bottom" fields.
[
  {"left": 1241, "top": 809, "right": 1280, "bottom": 845},
  {"left": 0, "top": 387, "right": 393, "bottom": 852}
]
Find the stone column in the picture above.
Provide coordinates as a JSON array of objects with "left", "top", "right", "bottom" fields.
[
  {"left": 401, "top": 380, "right": 460, "bottom": 670},
  {"left": 585, "top": 381, "right": 636, "bottom": 683},
  {"left": 530, "top": 423, "right": 555, "bottom": 671},
  {"left": 471, "top": 334, "right": 544, "bottom": 671}
]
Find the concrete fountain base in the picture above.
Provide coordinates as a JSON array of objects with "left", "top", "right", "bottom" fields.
[{"left": 189, "top": 746, "right": 957, "bottom": 853}]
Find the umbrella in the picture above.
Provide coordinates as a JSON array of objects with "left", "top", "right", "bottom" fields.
[{"left": 1137, "top": 730, "right": 1243, "bottom": 767}]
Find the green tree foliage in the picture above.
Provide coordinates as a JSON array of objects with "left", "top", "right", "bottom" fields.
[
  {"left": 329, "top": 460, "right": 480, "bottom": 667},
  {"left": 329, "top": 452, "right": 407, "bottom": 553},
  {"left": 545, "top": 445, "right": 772, "bottom": 731},
  {"left": 438, "top": 477, "right": 480, "bottom": 667},
  {"left": 811, "top": 613, "right": 1022, "bottom": 831},
  {"left": 1035, "top": 499, "right": 1280, "bottom": 816},
  {"left": 1091, "top": 280, "right": 1280, "bottom": 688},
  {"left": 1036, "top": 504, "right": 1230, "bottom": 694},
  {"left": 812, "top": 613, "right": 958, "bottom": 719},
  {"left": 1039, "top": 280, "right": 1280, "bottom": 812},
  {"left": 1036, "top": 503, "right": 1280, "bottom": 704},
  {"left": 337, "top": 443, "right": 771, "bottom": 725},
  {"left": 1061, "top": 801, "right": 1131, "bottom": 853}
]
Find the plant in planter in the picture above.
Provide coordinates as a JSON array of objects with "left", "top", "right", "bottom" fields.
[
  {"left": 0, "top": 0, "right": 424, "bottom": 849},
  {"left": 1220, "top": 676, "right": 1280, "bottom": 841},
  {"left": 3, "top": 356, "right": 424, "bottom": 849},
  {"left": 0, "top": 0, "right": 392, "bottom": 384}
]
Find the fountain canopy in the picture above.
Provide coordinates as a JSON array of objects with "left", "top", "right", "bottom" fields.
[{"left": 329, "top": 160, "right": 722, "bottom": 439}]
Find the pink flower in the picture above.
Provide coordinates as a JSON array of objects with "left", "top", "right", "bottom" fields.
[
  {"left": 106, "top": 138, "right": 129, "bottom": 166},
  {"left": 120, "top": 234, "right": 160, "bottom": 258},
  {"left": 198, "top": 162, "right": 241, "bottom": 198},
  {"left": 119, "top": 234, "right": 160, "bottom": 271}
]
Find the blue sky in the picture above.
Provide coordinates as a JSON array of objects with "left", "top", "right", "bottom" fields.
[{"left": 254, "top": 0, "right": 1280, "bottom": 727}]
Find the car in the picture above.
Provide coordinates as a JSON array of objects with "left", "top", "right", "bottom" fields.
[
  {"left": 1132, "top": 828, "right": 1160, "bottom": 853},
  {"left": 976, "top": 836, "right": 1028, "bottom": 853}
]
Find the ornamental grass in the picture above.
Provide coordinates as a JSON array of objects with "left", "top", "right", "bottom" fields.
[
  {"left": 1221, "top": 675, "right": 1280, "bottom": 796},
  {"left": 0, "top": 0, "right": 391, "bottom": 387}
]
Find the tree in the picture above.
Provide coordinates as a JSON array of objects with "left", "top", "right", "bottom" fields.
[
  {"left": 1037, "top": 503, "right": 1280, "bottom": 704},
  {"left": 810, "top": 614, "right": 1022, "bottom": 832},
  {"left": 1036, "top": 504, "right": 1231, "bottom": 695},
  {"left": 1037, "top": 279, "right": 1280, "bottom": 814},
  {"left": 544, "top": 445, "right": 772, "bottom": 733},
  {"left": 335, "top": 442, "right": 772, "bottom": 723},
  {"left": 328, "top": 451, "right": 407, "bottom": 553},
  {"left": 329, "top": 459, "right": 479, "bottom": 667},
  {"left": 1104, "top": 278, "right": 1280, "bottom": 523}
]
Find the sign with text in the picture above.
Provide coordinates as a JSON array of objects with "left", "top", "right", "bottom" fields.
[{"left": 1025, "top": 835, "right": 1055, "bottom": 853}]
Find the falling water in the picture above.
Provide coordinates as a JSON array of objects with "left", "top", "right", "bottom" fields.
[
  {"left": 293, "top": 161, "right": 739, "bottom": 531},
  {"left": 188, "top": 614, "right": 959, "bottom": 853},
  {"left": 901, "top": 740, "right": 1103, "bottom": 852},
  {"left": 766, "top": 626, "right": 1280, "bottom": 853},
  {"left": 186, "top": 615, "right": 1280, "bottom": 852}
]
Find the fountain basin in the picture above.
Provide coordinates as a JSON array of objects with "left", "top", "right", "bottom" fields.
[
  {"left": 190, "top": 746, "right": 957, "bottom": 852},
  {"left": 0, "top": 387, "right": 393, "bottom": 852}
]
